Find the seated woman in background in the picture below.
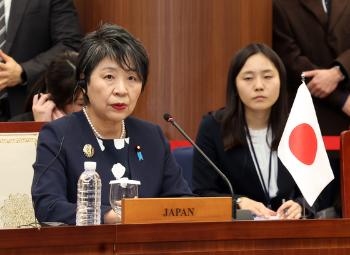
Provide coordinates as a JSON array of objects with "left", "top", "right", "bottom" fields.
[
  {"left": 192, "top": 43, "right": 304, "bottom": 219},
  {"left": 10, "top": 51, "right": 84, "bottom": 121},
  {"left": 32, "top": 24, "right": 192, "bottom": 225}
]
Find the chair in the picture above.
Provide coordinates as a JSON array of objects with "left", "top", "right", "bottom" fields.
[
  {"left": 0, "top": 122, "right": 44, "bottom": 228},
  {"left": 172, "top": 147, "right": 193, "bottom": 189},
  {"left": 340, "top": 130, "right": 350, "bottom": 218}
]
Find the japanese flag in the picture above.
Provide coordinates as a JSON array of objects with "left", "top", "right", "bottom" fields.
[{"left": 278, "top": 83, "right": 334, "bottom": 206}]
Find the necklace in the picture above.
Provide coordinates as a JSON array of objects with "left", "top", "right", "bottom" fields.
[{"left": 83, "top": 107, "right": 126, "bottom": 139}]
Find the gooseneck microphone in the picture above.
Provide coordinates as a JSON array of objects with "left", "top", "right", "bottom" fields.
[{"left": 163, "top": 113, "right": 238, "bottom": 219}]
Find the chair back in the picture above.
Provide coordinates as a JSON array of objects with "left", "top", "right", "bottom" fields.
[
  {"left": 0, "top": 122, "right": 44, "bottom": 228},
  {"left": 340, "top": 130, "right": 350, "bottom": 218},
  {"left": 173, "top": 147, "right": 193, "bottom": 189}
]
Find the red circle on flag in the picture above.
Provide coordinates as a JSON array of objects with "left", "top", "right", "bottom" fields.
[{"left": 288, "top": 123, "right": 317, "bottom": 165}]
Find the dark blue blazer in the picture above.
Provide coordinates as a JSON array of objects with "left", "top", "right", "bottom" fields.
[
  {"left": 32, "top": 111, "right": 192, "bottom": 225},
  {"left": 192, "top": 113, "right": 300, "bottom": 211}
]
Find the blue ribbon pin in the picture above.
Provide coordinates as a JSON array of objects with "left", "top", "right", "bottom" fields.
[{"left": 136, "top": 145, "right": 144, "bottom": 161}]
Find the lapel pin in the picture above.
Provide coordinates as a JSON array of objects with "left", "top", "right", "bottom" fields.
[
  {"left": 83, "top": 144, "right": 94, "bottom": 158},
  {"left": 136, "top": 145, "right": 144, "bottom": 161}
]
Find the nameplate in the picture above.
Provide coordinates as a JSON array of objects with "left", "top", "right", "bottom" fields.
[{"left": 121, "top": 197, "right": 232, "bottom": 224}]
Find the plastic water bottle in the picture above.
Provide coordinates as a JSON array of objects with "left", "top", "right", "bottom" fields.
[{"left": 76, "top": 161, "right": 101, "bottom": 225}]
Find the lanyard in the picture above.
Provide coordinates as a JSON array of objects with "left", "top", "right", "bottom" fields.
[{"left": 245, "top": 126, "right": 273, "bottom": 208}]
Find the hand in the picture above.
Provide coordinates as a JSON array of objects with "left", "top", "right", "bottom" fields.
[
  {"left": 342, "top": 96, "right": 350, "bottom": 117},
  {"left": 52, "top": 107, "right": 66, "bottom": 120},
  {"left": 303, "top": 67, "right": 344, "bottom": 98},
  {"left": 32, "top": 93, "right": 56, "bottom": 121},
  {"left": 104, "top": 209, "right": 121, "bottom": 224},
  {"left": 0, "top": 50, "right": 24, "bottom": 90},
  {"left": 276, "top": 200, "right": 302, "bottom": 220},
  {"left": 238, "top": 197, "right": 276, "bottom": 218}
]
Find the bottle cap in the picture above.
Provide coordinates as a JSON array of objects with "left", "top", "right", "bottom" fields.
[{"left": 84, "top": 161, "right": 96, "bottom": 171}]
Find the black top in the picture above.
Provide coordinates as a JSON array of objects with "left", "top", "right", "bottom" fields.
[
  {"left": 9, "top": 111, "right": 34, "bottom": 121},
  {"left": 192, "top": 113, "right": 300, "bottom": 211}
]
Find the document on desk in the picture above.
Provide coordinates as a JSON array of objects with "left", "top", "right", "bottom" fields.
[{"left": 253, "top": 215, "right": 281, "bottom": 221}]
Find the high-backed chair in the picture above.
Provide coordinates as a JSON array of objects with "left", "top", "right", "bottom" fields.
[
  {"left": 172, "top": 147, "right": 193, "bottom": 189},
  {"left": 0, "top": 122, "right": 44, "bottom": 228},
  {"left": 340, "top": 130, "right": 350, "bottom": 218}
]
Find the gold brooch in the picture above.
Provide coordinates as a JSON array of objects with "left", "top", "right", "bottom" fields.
[{"left": 83, "top": 144, "right": 94, "bottom": 158}]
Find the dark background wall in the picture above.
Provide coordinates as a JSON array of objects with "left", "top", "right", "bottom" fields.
[{"left": 74, "top": 0, "right": 272, "bottom": 139}]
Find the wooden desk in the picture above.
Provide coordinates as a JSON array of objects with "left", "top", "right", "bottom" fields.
[
  {"left": 1, "top": 220, "right": 350, "bottom": 254},
  {"left": 0, "top": 224, "right": 115, "bottom": 254}
]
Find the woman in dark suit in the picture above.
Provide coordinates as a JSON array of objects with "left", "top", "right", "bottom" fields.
[
  {"left": 193, "top": 43, "right": 303, "bottom": 219},
  {"left": 32, "top": 24, "right": 192, "bottom": 225}
]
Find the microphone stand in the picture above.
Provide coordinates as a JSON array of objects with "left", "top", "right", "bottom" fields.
[{"left": 164, "top": 114, "right": 238, "bottom": 219}]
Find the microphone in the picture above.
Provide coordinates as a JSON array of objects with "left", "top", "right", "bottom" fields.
[{"left": 163, "top": 113, "right": 239, "bottom": 219}]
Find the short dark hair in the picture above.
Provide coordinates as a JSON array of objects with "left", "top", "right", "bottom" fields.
[
  {"left": 77, "top": 24, "right": 149, "bottom": 93},
  {"left": 215, "top": 43, "right": 288, "bottom": 151},
  {"left": 25, "top": 51, "right": 78, "bottom": 111}
]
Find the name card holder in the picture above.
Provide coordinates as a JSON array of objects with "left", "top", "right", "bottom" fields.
[{"left": 121, "top": 197, "right": 232, "bottom": 224}]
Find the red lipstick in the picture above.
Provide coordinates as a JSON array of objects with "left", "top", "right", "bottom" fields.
[{"left": 112, "top": 103, "right": 127, "bottom": 110}]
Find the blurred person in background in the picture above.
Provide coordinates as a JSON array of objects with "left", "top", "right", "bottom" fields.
[
  {"left": 273, "top": 0, "right": 349, "bottom": 215},
  {"left": 0, "top": 0, "right": 82, "bottom": 121},
  {"left": 10, "top": 51, "right": 84, "bottom": 122}
]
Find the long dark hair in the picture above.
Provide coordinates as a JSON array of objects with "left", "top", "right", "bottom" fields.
[{"left": 215, "top": 43, "right": 288, "bottom": 151}]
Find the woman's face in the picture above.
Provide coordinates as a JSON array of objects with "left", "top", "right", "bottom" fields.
[
  {"left": 86, "top": 57, "right": 142, "bottom": 123},
  {"left": 235, "top": 53, "right": 280, "bottom": 115}
]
